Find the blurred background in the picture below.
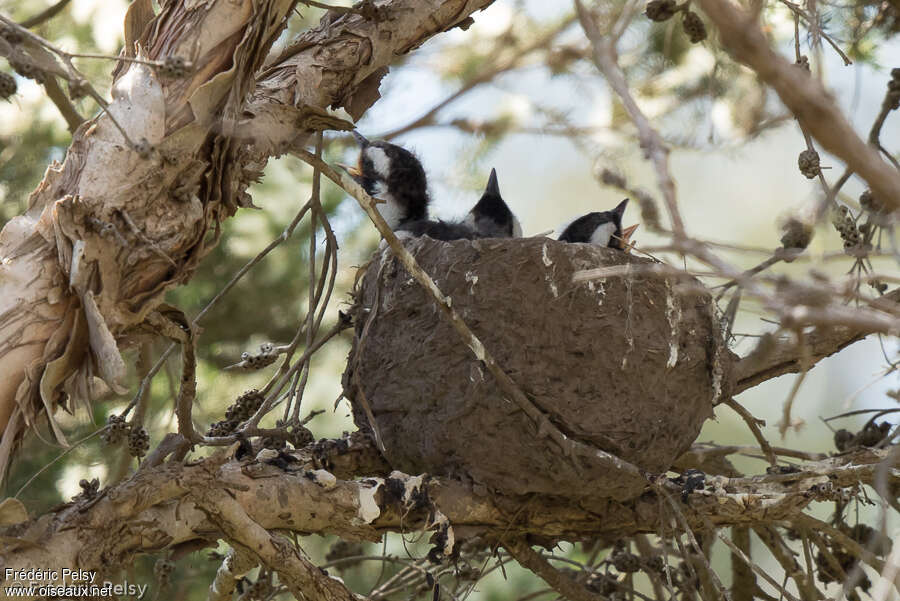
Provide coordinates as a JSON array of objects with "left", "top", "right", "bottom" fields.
[{"left": 1, "top": 0, "right": 898, "bottom": 598}]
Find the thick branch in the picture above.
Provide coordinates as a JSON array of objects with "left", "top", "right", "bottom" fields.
[
  {"left": 695, "top": 0, "right": 900, "bottom": 211},
  {"left": 2, "top": 440, "right": 897, "bottom": 585},
  {"left": 0, "top": 0, "right": 499, "bottom": 481},
  {"left": 734, "top": 288, "right": 900, "bottom": 393},
  {"left": 504, "top": 539, "right": 607, "bottom": 601}
]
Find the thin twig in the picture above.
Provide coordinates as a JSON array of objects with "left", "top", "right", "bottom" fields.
[{"left": 723, "top": 398, "right": 777, "bottom": 466}]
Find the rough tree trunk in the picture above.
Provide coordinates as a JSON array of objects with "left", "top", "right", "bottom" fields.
[{"left": 0, "top": 0, "right": 494, "bottom": 480}]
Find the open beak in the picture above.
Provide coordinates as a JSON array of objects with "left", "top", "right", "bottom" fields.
[
  {"left": 619, "top": 224, "right": 639, "bottom": 252},
  {"left": 336, "top": 162, "right": 361, "bottom": 178},
  {"left": 336, "top": 163, "right": 385, "bottom": 205}
]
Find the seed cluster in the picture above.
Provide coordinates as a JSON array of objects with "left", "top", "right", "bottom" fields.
[
  {"left": 100, "top": 414, "right": 150, "bottom": 457},
  {"left": 887, "top": 67, "right": 900, "bottom": 110},
  {"left": 780, "top": 217, "right": 813, "bottom": 252},
  {"left": 645, "top": 0, "right": 678, "bottom": 21},
  {"left": 831, "top": 205, "right": 862, "bottom": 249},
  {"left": 0, "top": 25, "right": 23, "bottom": 45},
  {"left": 100, "top": 414, "right": 130, "bottom": 445},
  {"left": 128, "top": 426, "right": 150, "bottom": 457},
  {"left": 644, "top": 1, "right": 707, "bottom": 43},
  {"left": 682, "top": 11, "right": 707, "bottom": 43},
  {"left": 859, "top": 189, "right": 888, "bottom": 214},
  {"left": 206, "top": 389, "right": 266, "bottom": 436},
  {"left": 797, "top": 149, "right": 820, "bottom": 179},
  {"left": 154, "top": 559, "right": 175, "bottom": 588},
  {"left": 0, "top": 71, "right": 16, "bottom": 100}
]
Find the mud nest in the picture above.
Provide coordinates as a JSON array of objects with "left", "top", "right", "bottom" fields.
[{"left": 343, "top": 237, "right": 732, "bottom": 501}]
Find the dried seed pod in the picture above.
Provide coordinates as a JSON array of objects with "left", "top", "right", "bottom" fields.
[
  {"left": 74, "top": 478, "right": 100, "bottom": 501},
  {"left": 887, "top": 69, "right": 900, "bottom": 110},
  {"left": 612, "top": 548, "right": 642, "bottom": 573},
  {"left": 780, "top": 217, "right": 813, "bottom": 253},
  {"left": 260, "top": 435, "right": 286, "bottom": 450},
  {"left": 225, "top": 389, "right": 265, "bottom": 422},
  {"left": 0, "top": 71, "right": 16, "bottom": 101},
  {"left": 830, "top": 205, "right": 861, "bottom": 250},
  {"left": 206, "top": 419, "right": 239, "bottom": 437},
  {"left": 100, "top": 414, "right": 130, "bottom": 445},
  {"left": 645, "top": 0, "right": 678, "bottom": 21},
  {"left": 682, "top": 11, "right": 707, "bottom": 43},
  {"left": 797, "top": 149, "right": 820, "bottom": 179},
  {"left": 154, "top": 559, "right": 175, "bottom": 587},
  {"left": 0, "top": 26, "right": 23, "bottom": 45},
  {"left": 290, "top": 425, "right": 315, "bottom": 448},
  {"left": 859, "top": 189, "right": 888, "bottom": 214},
  {"left": 127, "top": 426, "right": 150, "bottom": 457}
]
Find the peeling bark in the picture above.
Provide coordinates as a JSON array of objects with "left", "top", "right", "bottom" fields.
[
  {"left": 0, "top": 0, "right": 496, "bottom": 480},
  {"left": 1, "top": 438, "right": 896, "bottom": 589}
]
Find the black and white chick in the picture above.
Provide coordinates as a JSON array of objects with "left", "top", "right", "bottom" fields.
[
  {"left": 340, "top": 131, "right": 429, "bottom": 230},
  {"left": 558, "top": 198, "right": 638, "bottom": 250},
  {"left": 340, "top": 132, "right": 478, "bottom": 241},
  {"left": 463, "top": 168, "right": 522, "bottom": 238}
]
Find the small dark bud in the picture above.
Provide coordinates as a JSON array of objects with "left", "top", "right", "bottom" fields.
[
  {"left": 780, "top": 217, "right": 812, "bottom": 253},
  {"left": 682, "top": 11, "right": 707, "bottom": 43},
  {"left": 0, "top": 26, "right": 23, "bottom": 45},
  {"left": 795, "top": 55, "right": 810, "bottom": 71},
  {"left": 612, "top": 549, "right": 642, "bottom": 573},
  {"left": 645, "top": 0, "right": 678, "bottom": 21},
  {"left": 797, "top": 149, "right": 820, "bottom": 179},
  {"left": 859, "top": 189, "right": 887, "bottom": 214},
  {"left": 0, "top": 71, "right": 16, "bottom": 100}
]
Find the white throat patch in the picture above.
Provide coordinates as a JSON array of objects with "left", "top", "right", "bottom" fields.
[
  {"left": 511, "top": 216, "right": 523, "bottom": 238},
  {"left": 368, "top": 181, "right": 407, "bottom": 229},
  {"left": 365, "top": 146, "right": 391, "bottom": 179},
  {"left": 589, "top": 222, "right": 617, "bottom": 247}
]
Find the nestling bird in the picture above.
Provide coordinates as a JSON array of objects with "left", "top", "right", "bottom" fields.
[
  {"left": 558, "top": 198, "right": 638, "bottom": 250},
  {"left": 339, "top": 131, "right": 429, "bottom": 230},
  {"left": 340, "top": 132, "right": 479, "bottom": 241},
  {"left": 463, "top": 168, "right": 522, "bottom": 238}
]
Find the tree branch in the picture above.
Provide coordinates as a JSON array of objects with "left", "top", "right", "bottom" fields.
[
  {"left": 3, "top": 439, "right": 897, "bottom": 584},
  {"left": 734, "top": 289, "right": 900, "bottom": 393},
  {"left": 694, "top": 0, "right": 900, "bottom": 211},
  {"left": 0, "top": 0, "right": 500, "bottom": 482},
  {"left": 504, "top": 539, "right": 607, "bottom": 601}
]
